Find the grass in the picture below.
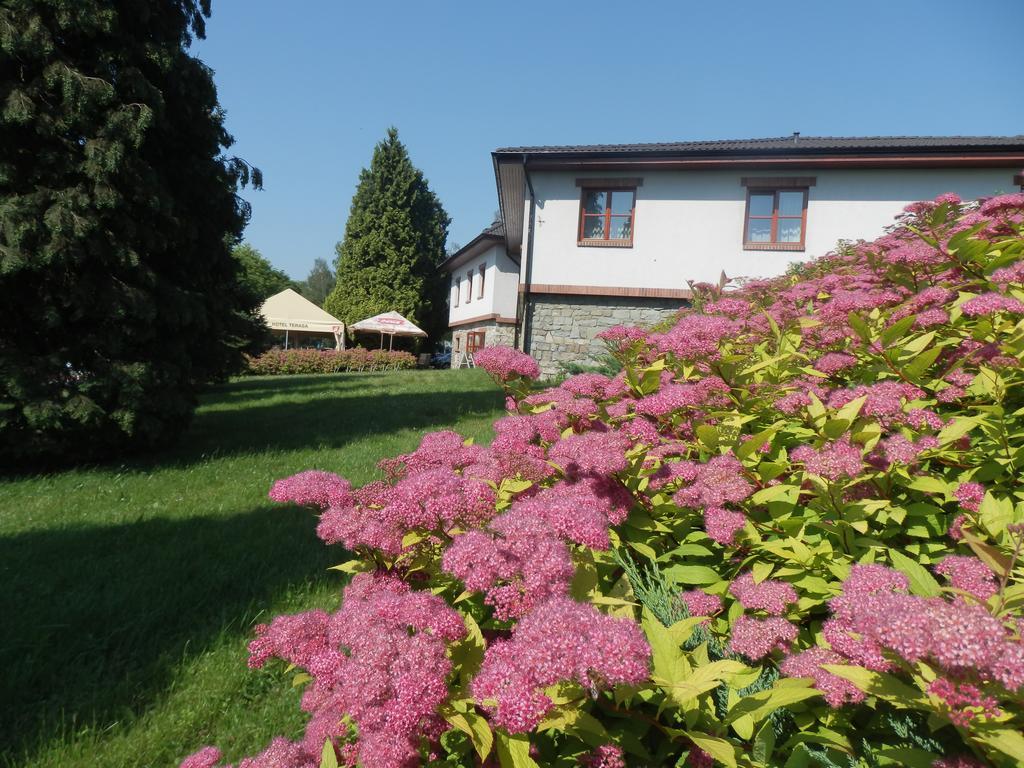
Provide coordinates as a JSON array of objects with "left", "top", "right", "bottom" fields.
[{"left": 0, "top": 369, "right": 505, "bottom": 768}]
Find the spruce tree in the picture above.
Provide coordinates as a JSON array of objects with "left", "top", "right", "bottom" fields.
[
  {"left": 0, "top": 1, "right": 262, "bottom": 464},
  {"left": 324, "top": 128, "right": 449, "bottom": 340},
  {"left": 298, "top": 257, "right": 335, "bottom": 307}
]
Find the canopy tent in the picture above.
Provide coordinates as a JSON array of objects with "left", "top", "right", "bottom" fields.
[
  {"left": 259, "top": 288, "right": 345, "bottom": 349},
  {"left": 349, "top": 311, "right": 427, "bottom": 349}
]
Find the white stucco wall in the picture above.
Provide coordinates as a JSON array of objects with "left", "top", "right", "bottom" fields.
[
  {"left": 523, "top": 168, "right": 1015, "bottom": 287},
  {"left": 448, "top": 243, "right": 519, "bottom": 325}
]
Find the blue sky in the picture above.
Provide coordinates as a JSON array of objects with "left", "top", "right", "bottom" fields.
[{"left": 193, "top": 0, "right": 1024, "bottom": 280}]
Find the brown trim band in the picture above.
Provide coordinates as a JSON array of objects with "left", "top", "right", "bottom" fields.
[
  {"left": 741, "top": 176, "right": 816, "bottom": 188},
  {"left": 521, "top": 283, "right": 692, "bottom": 300},
  {"left": 743, "top": 242, "right": 805, "bottom": 252},
  {"left": 575, "top": 177, "right": 644, "bottom": 188},
  {"left": 449, "top": 313, "right": 517, "bottom": 328},
  {"left": 577, "top": 239, "right": 633, "bottom": 248}
]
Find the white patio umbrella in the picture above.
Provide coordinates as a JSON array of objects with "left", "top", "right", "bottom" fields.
[{"left": 349, "top": 311, "right": 427, "bottom": 349}]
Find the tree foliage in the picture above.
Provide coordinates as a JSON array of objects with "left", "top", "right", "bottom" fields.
[
  {"left": 0, "top": 0, "right": 263, "bottom": 464},
  {"left": 233, "top": 242, "right": 296, "bottom": 301},
  {"left": 298, "top": 257, "right": 335, "bottom": 307},
  {"left": 323, "top": 128, "right": 449, "bottom": 340}
]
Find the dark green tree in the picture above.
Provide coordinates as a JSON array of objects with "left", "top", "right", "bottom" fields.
[
  {"left": 0, "top": 0, "right": 263, "bottom": 464},
  {"left": 233, "top": 242, "right": 296, "bottom": 301},
  {"left": 324, "top": 128, "right": 450, "bottom": 340},
  {"left": 298, "top": 257, "right": 334, "bottom": 307}
]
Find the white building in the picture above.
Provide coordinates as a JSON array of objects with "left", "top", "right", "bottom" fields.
[{"left": 444, "top": 135, "right": 1024, "bottom": 375}]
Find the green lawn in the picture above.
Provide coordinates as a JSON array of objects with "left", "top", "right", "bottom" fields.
[{"left": 0, "top": 369, "right": 505, "bottom": 768}]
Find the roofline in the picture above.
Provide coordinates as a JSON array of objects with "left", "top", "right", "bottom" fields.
[{"left": 439, "top": 230, "right": 506, "bottom": 273}]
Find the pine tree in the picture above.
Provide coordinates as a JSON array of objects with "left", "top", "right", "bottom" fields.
[
  {"left": 0, "top": 1, "right": 262, "bottom": 464},
  {"left": 298, "top": 257, "right": 335, "bottom": 307},
  {"left": 324, "top": 128, "right": 450, "bottom": 340}
]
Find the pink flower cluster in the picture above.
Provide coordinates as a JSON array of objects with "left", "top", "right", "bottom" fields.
[
  {"left": 473, "top": 345, "right": 541, "bottom": 381},
  {"left": 934, "top": 556, "right": 997, "bottom": 602},
  {"left": 268, "top": 470, "right": 352, "bottom": 510},
  {"left": 183, "top": 573, "right": 466, "bottom": 768},
  {"left": 791, "top": 437, "right": 862, "bottom": 482},
  {"left": 824, "top": 565, "right": 1024, "bottom": 693},
  {"left": 580, "top": 744, "right": 626, "bottom": 768},
  {"left": 928, "top": 677, "right": 1002, "bottom": 727},
  {"left": 471, "top": 597, "right": 650, "bottom": 732},
  {"left": 728, "top": 615, "right": 798, "bottom": 660},
  {"left": 315, "top": 466, "right": 495, "bottom": 554},
  {"left": 729, "top": 573, "right": 798, "bottom": 615},
  {"left": 442, "top": 510, "right": 574, "bottom": 620},
  {"left": 511, "top": 475, "right": 633, "bottom": 549},
  {"left": 547, "top": 428, "right": 631, "bottom": 477},
  {"left": 703, "top": 506, "right": 747, "bottom": 546},
  {"left": 960, "top": 292, "right": 1024, "bottom": 317},
  {"left": 678, "top": 589, "right": 722, "bottom": 618},
  {"left": 780, "top": 647, "right": 864, "bottom": 707},
  {"left": 636, "top": 376, "right": 730, "bottom": 418}
]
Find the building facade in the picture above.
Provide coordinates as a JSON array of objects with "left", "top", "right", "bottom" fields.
[{"left": 446, "top": 135, "right": 1024, "bottom": 376}]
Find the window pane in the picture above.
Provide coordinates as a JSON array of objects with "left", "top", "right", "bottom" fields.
[
  {"left": 777, "top": 218, "right": 803, "bottom": 243},
  {"left": 746, "top": 218, "right": 771, "bottom": 242},
  {"left": 749, "top": 193, "right": 774, "bottom": 217},
  {"left": 609, "top": 190, "right": 634, "bottom": 215},
  {"left": 583, "top": 191, "right": 606, "bottom": 214},
  {"left": 582, "top": 215, "right": 605, "bottom": 239},
  {"left": 609, "top": 215, "right": 632, "bottom": 240},
  {"left": 778, "top": 191, "right": 804, "bottom": 217}
]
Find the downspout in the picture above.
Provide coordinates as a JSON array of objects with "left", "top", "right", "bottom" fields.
[{"left": 518, "top": 154, "right": 537, "bottom": 353}]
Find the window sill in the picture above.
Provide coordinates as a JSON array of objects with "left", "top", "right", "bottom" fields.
[
  {"left": 743, "top": 242, "right": 805, "bottom": 252},
  {"left": 577, "top": 239, "right": 634, "bottom": 248}
]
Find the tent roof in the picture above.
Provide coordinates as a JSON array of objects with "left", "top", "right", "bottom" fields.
[
  {"left": 260, "top": 288, "right": 344, "bottom": 333},
  {"left": 349, "top": 311, "right": 427, "bottom": 337}
]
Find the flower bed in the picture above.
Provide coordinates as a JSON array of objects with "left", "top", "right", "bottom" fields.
[
  {"left": 185, "top": 194, "right": 1024, "bottom": 768},
  {"left": 244, "top": 348, "right": 416, "bottom": 375}
]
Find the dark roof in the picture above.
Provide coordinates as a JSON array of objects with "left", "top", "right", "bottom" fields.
[
  {"left": 439, "top": 220, "right": 509, "bottom": 272},
  {"left": 494, "top": 135, "right": 1024, "bottom": 156}
]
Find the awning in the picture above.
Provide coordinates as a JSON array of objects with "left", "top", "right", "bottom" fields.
[
  {"left": 349, "top": 311, "right": 427, "bottom": 349},
  {"left": 259, "top": 288, "right": 345, "bottom": 349}
]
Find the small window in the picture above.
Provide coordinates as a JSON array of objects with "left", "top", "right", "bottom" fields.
[
  {"left": 478, "top": 264, "right": 485, "bottom": 299},
  {"left": 465, "top": 271, "right": 474, "bottom": 303},
  {"left": 452, "top": 277, "right": 459, "bottom": 307},
  {"left": 578, "top": 188, "right": 635, "bottom": 246},
  {"left": 454, "top": 335, "right": 461, "bottom": 353},
  {"left": 467, "top": 331, "right": 486, "bottom": 354},
  {"left": 743, "top": 188, "right": 808, "bottom": 250}
]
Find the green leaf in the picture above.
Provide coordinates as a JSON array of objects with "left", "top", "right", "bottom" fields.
[
  {"left": 888, "top": 550, "right": 941, "bottom": 597},
  {"left": 937, "top": 416, "right": 977, "bottom": 446},
  {"left": 683, "top": 731, "right": 738, "bottom": 768},
  {"left": 495, "top": 731, "right": 539, "bottom": 768},
  {"left": 881, "top": 315, "right": 916, "bottom": 347},
  {"left": 822, "top": 665, "right": 926, "bottom": 704},
  {"left": 726, "top": 680, "right": 819, "bottom": 724},
  {"left": 976, "top": 727, "right": 1024, "bottom": 762},
  {"left": 663, "top": 564, "right": 723, "bottom": 585},
  {"left": 319, "top": 740, "right": 339, "bottom": 768}
]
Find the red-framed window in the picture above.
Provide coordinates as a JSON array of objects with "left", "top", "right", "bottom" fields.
[
  {"left": 477, "top": 264, "right": 485, "bottom": 299},
  {"left": 467, "top": 331, "right": 486, "bottom": 354},
  {"left": 743, "top": 188, "right": 808, "bottom": 251},
  {"left": 578, "top": 187, "right": 636, "bottom": 246},
  {"left": 465, "top": 271, "right": 474, "bottom": 303},
  {"left": 452, "top": 277, "right": 459, "bottom": 307}
]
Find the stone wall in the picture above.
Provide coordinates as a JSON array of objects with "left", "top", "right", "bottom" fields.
[
  {"left": 450, "top": 321, "right": 516, "bottom": 368},
  {"left": 524, "top": 294, "right": 685, "bottom": 377}
]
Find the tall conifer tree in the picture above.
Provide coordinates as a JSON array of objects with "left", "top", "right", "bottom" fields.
[
  {"left": 0, "top": 1, "right": 262, "bottom": 464},
  {"left": 324, "top": 128, "right": 450, "bottom": 340}
]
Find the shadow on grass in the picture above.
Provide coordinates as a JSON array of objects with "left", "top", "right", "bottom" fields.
[
  {"left": 0, "top": 505, "right": 342, "bottom": 763},
  {"left": 168, "top": 385, "right": 503, "bottom": 464}
]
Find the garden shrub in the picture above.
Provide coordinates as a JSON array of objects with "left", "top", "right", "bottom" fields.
[
  {"left": 183, "top": 193, "right": 1024, "bottom": 768},
  {"left": 244, "top": 348, "right": 416, "bottom": 375}
]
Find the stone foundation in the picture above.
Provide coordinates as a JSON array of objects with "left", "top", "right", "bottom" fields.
[
  {"left": 524, "top": 294, "right": 685, "bottom": 377},
  {"left": 450, "top": 321, "right": 516, "bottom": 368}
]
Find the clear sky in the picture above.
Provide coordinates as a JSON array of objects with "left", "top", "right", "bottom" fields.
[{"left": 192, "top": 0, "right": 1024, "bottom": 280}]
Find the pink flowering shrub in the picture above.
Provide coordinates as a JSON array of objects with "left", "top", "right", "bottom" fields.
[
  {"left": 184, "top": 195, "right": 1024, "bottom": 768},
  {"left": 245, "top": 348, "right": 416, "bottom": 375}
]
